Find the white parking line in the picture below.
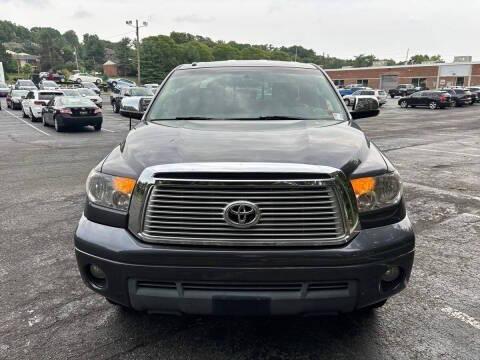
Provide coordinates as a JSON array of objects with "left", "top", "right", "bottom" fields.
[
  {"left": 102, "top": 128, "right": 116, "bottom": 133},
  {"left": 441, "top": 306, "right": 480, "bottom": 330},
  {"left": 4, "top": 109, "right": 50, "bottom": 136}
]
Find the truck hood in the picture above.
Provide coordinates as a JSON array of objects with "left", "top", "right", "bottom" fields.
[{"left": 101, "top": 120, "right": 388, "bottom": 179}]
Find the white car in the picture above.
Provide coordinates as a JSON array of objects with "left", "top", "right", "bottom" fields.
[
  {"left": 22, "top": 90, "right": 64, "bottom": 122},
  {"left": 343, "top": 89, "right": 387, "bottom": 107},
  {"left": 144, "top": 83, "right": 159, "bottom": 92},
  {"left": 78, "top": 88, "right": 103, "bottom": 108},
  {"left": 69, "top": 73, "right": 103, "bottom": 85}
]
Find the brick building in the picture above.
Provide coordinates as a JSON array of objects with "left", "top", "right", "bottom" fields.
[{"left": 325, "top": 62, "right": 480, "bottom": 90}]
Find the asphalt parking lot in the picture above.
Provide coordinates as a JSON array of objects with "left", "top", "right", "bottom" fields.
[{"left": 0, "top": 96, "right": 479, "bottom": 360}]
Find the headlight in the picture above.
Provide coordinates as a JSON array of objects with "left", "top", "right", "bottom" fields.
[
  {"left": 86, "top": 170, "right": 136, "bottom": 211},
  {"left": 350, "top": 172, "right": 402, "bottom": 213}
]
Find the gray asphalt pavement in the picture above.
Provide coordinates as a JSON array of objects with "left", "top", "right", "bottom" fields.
[{"left": 0, "top": 97, "right": 479, "bottom": 359}]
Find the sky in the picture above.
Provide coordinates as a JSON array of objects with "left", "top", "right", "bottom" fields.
[{"left": 1, "top": 0, "right": 479, "bottom": 62}]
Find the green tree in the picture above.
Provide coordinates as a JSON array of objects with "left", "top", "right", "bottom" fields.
[
  {"left": 179, "top": 41, "right": 214, "bottom": 63},
  {"left": 82, "top": 34, "right": 105, "bottom": 71},
  {"left": 212, "top": 44, "right": 240, "bottom": 61},
  {"left": 141, "top": 35, "right": 180, "bottom": 83},
  {"left": 30, "top": 27, "right": 65, "bottom": 71},
  {"left": 239, "top": 46, "right": 269, "bottom": 60},
  {"left": 352, "top": 54, "right": 377, "bottom": 67},
  {"left": 116, "top": 37, "right": 135, "bottom": 76}
]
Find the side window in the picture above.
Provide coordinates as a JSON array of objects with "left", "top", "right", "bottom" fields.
[
  {"left": 27, "top": 92, "right": 34, "bottom": 99},
  {"left": 412, "top": 92, "right": 423, "bottom": 97}
]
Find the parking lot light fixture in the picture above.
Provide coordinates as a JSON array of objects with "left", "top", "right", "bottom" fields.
[{"left": 126, "top": 19, "right": 148, "bottom": 86}]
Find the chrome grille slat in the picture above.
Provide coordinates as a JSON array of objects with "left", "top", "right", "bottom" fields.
[{"left": 140, "top": 176, "right": 350, "bottom": 246}]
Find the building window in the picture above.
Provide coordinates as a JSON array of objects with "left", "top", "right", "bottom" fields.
[
  {"left": 411, "top": 78, "right": 427, "bottom": 88},
  {"left": 333, "top": 79, "right": 344, "bottom": 87},
  {"left": 356, "top": 79, "right": 368, "bottom": 86},
  {"left": 456, "top": 77, "right": 465, "bottom": 86}
]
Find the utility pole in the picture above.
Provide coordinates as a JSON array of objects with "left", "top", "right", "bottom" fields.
[
  {"left": 126, "top": 19, "right": 148, "bottom": 85},
  {"left": 405, "top": 48, "right": 410, "bottom": 64}
]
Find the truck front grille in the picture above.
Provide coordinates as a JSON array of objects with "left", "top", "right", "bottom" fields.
[{"left": 140, "top": 177, "right": 351, "bottom": 246}]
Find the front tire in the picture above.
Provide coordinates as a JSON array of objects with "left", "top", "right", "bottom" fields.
[
  {"left": 54, "top": 117, "right": 63, "bottom": 132},
  {"left": 76, "top": 78, "right": 82, "bottom": 84},
  {"left": 113, "top": 101, "right": 120, "bottom": 113},
  {"left": 22, "top": 108, "right": 29, "bottom": 118},
  {"left": 42, "top": 114, "right": 48, "bottom": 127},
  {"left": 400, "top": 100, "right": 408, "bottom": 108},
  {"left": 429, "top": 101, "right": 437, "bottom": 110},
  {"left": 94, "top": 123, "right": 102, "bottom": 131},
  {"left": 30, "top": 109, "right": 38, "bottom": 122}
]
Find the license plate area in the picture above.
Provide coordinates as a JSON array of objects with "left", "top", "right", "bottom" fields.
[{"left": 212, "top": 296, "right": 271, "bottom": 316}]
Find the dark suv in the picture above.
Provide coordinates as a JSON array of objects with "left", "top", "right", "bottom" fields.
[
  {"left": 398, "top": 91, "right": 453, "bottom": 109},
  {"left": 75, "top": 61, "right": 415, "bottom": 316}
]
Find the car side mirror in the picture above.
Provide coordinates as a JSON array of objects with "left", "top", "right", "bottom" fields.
[
  {"left": 350, "top": 96, "right": 380, "bottom": 120},
  {"left": 124, "top": 93, "right": 131, "bottom": 97}
]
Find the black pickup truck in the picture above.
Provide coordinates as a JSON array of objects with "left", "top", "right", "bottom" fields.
[
  {"left": 389, "top": 84, "right": 419, "bottom": 98},
  {"left": 75, "top": 60, "right": 414, "bottom": 316}
]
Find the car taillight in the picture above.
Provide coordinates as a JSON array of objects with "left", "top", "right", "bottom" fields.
[
  {"left": 94, "top": 108, "right": 102, "bottom": 114},
  {"left": 34, "top": 101, "right": 44, "bottom": 105},
  {"left": 59, "top": 108, "right": 72, "bottom": 114}
]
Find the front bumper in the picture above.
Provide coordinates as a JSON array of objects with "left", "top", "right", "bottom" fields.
[{"left": 75, "top": 215, "right": 415, "bottom": 315}]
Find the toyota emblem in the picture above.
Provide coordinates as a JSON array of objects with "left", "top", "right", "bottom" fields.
[{"left": 223, "top": 201, "right": 260, "bottom": 228}]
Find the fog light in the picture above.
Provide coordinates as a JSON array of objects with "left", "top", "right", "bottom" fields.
[
  {"left": 382, "top": 266, "right": 400, "bottom": 282},
  {"left": 89, "top": 264, "right": 106, "bottom": 280}
]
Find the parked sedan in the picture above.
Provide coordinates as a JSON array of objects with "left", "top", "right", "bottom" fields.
[
  {"left": 78, "top": 88, "right": 103, "bottom": 108},
  {"left": 81, "top": 82, "right": 101, "bottom": 95},
  {"left": 6, "top": 90, "right": 29, "bottom": 110},
  {"left": 343, "top": 89, "right": 387, "bottom": 106},
  {"left": 0, "top": 82, "right": 9, "bottom": 97},
  {"left": 22, "top": 90, "right": 64, "bottom": 121},
  {"left": 38, "top": 80, "right": 59, "bottom": 90},
  {"left": 398, "top": 91, "right": 453, "bottom": 110},
  {"left": 42, "top": 96, "right": 102, "bottom": 132},
  {"left": 107, "top": 78, "right": 136, "bottom": 90},
  {"left": 15, "top": 79, "right": 37, "bottom": 91},
  {"left": 69, "top": 73, "right": 103, "bottom": 85}
]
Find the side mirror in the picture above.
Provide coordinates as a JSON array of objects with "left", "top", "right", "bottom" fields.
[
  {"left": 350, "top": 96, "right": 380, "bottom": 120},
  {"left": 124, "top": 93, "right": 131, "bottom": 97}
]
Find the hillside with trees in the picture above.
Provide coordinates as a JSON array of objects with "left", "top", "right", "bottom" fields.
[{"left": 0, "top": 20, "right": 444, "bottom": 83}]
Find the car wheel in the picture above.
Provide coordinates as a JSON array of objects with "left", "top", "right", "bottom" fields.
[
  {"left": 400, "top": 100, "right": 408, "bottom": 108},
  {"left": 94, "top": 123, "right": 102, "bottom": 131},
  {"left": 54, "top": 118, "right": 63, "bottom": 132},
  {"left": 390, "top": 94, "right": 395, "bottom": 99},
  {"left": 76, "top": 78, "right": 82, "bottom": 84},
  {"left": 429, "top": 101, "right": 437, "bottom": 110},
  {"left": 22, "top": 108, "right": 29, "bottom": 118},
  {"left": 111, "top": 81, "right": 117, "bottom": 88},
  {"left": 95, "top": 79, "right": 102, "bottom": 85},
  {"left": 42, "top": 114, "right": 48, "bottom": 127},
  {"left": 30, "top": 109, "right": 37, "bottom": 122},
  {"left": 113, "top": 101, "right": 120, "bottom": 113}
]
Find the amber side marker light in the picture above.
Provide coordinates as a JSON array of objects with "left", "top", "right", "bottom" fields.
[
  {"left": 113, "top": 177, "right": 137, "bottom": 195},
  {"left": 350, "top": 177, "right": 376, "bottom": 197}
]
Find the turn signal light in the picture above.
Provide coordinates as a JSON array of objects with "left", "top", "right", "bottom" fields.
[
  {"left": 350, "top": 177, "right": 376, "bottom": 196},
  {"left": 112, "top": 176, "right": 136, "bottom": 194}
]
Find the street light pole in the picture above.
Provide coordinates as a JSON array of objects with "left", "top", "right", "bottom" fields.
[{"left": 126, "top": 19, "right": 148, "bottom": 85}]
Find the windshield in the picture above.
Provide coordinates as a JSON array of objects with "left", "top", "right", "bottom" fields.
[
  {"left": 62, "top": 89, "right": 81, "bottom": 97},
  {"left": 39, "top": 92, "right": 63, "bottom": 101},
  {"left": 83, "top": 83, "right": 96, "bottom": 88},
  {"left": 130, "top": 88, "right": 153, "bottom": 96},
  {"left": 0, "top": 83, "right": 7, "bottom": 88},
  {"left": 12, "top": 90, "right": 28, "bottom": 97},
  {"left": 42, "top": 81, "right": 57, "bottom": 86},
  {"left": 78, "top": 89, "right": 96, "bottom": 96},
  {"left": 147, "top": 67, "right": 347, "bottom": 121},
  {"left": 19, "top": 80, "right": 35, "bottom": 86},
  {"left": 59, "top": 97, "right": 94, "bottom": 107}
]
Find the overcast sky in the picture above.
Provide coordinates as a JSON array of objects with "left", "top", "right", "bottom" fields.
[{"left": 1, "top": 0, "right": 479, "bottom": 62}]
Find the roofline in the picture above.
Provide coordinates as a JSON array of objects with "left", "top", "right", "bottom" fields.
[{"left": 325, "top": 61, "right": 480, "bottom": 72}]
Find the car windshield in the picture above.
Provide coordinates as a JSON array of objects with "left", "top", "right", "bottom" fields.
[
  {"left": 39, "top": 92, "right": 63, "bottom": 101},
  {"left": 130, "top": 88, "right": 153, "bottom": 96},
  {"left": 59, "top": 97, "right": 94, "bottom": 107},
  {"left": 43, "top": 81, "right": 57, "bottom": 86},
  {"left": 454, "top": 89, "right": 465, "bottom": 94},
  {"left": 0, "top": 82, "right": 7, "bottom": 88},
  {"left": 12, "top": 90, "right": 28, "bottom": 97},
  {"left": 147, "top": 67, "right": 347, "bottom": 121},
  {"left": 83, "top": 83, "right": 96, "bottom": 88},
  {"left": 78, "top": 89, "right": 96, "bottom": 96},
  {"left": 19, "top": 80, "right": 35, "bottom": 86},
  {"left": 62, "top": 89, "right": 81, "bottom": 96}
]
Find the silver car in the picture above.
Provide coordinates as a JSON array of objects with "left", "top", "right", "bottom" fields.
[
  {"left": 78, "top": 88, "right": 103, "bottom": 108},
  {"left": 119, "top": 87, "right": 154, "bottom": 118}
]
